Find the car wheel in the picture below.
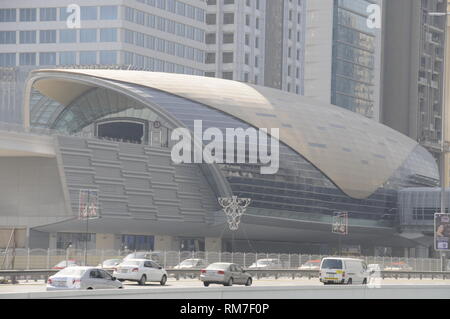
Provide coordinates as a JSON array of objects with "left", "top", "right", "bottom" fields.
[
  {"left": 245, "top": 278, "right": 252, "bottom": 286},
  {"left": 87, "top": 287, "right": 93, "bottom": 290},
  {"left": 138, "top": 275, "right": 147, "bottom": 286},
  {"left": 347, "top": 278, "right": 352, "bottom": 285},
  {"left": 224, "top": 278, "right": 233, "bottom": 287},
  {"left": 160, "top": 275, "right": 167, "bottom": 286},
  {"left": 203, "top": 282, "right": 210, "bottom": 287}
]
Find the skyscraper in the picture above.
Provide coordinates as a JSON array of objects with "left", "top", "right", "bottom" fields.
[
  {"left": 204, "top": 0, "right": 306, "bottom": 94},
  {"left": 382, "top": 0, "right": 447, "bottom": 159},
  {"left": 0, "top": 0, "right": 208, "bottom": 123},
  {"left": 303, "top": 0, "right": 383, "bottom": 121}
]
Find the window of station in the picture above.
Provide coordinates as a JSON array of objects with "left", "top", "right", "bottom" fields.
[
  {"left": 121, "top": 235, "right": 154, "bottom": 251},
  {"left": 97, "top": 121, "right": 145, "bottom": 144},
  {"left": 179, "top": 238, "right": 205, "bottom": 252},
  {"left": 56, "top": 232, "right": 96, "bottom": 250}
]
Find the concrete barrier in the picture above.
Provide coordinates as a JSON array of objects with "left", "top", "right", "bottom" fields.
[{"left": 1, "top": 285, "right": 450, "bottom": 299}]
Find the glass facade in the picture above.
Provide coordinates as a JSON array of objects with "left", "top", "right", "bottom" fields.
[
  {"left": 39, "top": 52, "right": 56, "bottom": 65},
  {"left": 80, "top": 29, "right": 97, "bottom": 43},
  {"left": 59, "top": 51, "right": 76, "bottom": 65},
  {"left": 121, "top": 234, "right": 154, "bottom": 251},
  {"left": 79, "top": 51, "right": 96, "bottom": 65},
  {"left": 399, "top": 188, "right": 450, "bottom": 227},
  {"left": 100, "top": 6, "right": 118, "bottom": 20},
  {"left": 331, "top": 0, "right": 378, "bottom": 118},
  {"left": 60, "top": 29, "right": 76, "bottom": 43},
  {"left": 123, "top": 28, "right": 204, "bottom": 63},
  {"left": 124, "top": 6, "right": 205, "bottom": 43},
  {"left": 56, "top": 232, "right": 96, "bottom": 250},
  {"left": 136, "top": 85, "right": 437, "bottom": 221}
]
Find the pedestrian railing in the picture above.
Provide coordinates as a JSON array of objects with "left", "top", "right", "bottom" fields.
[{"left": 0, "top": 249, "right": 446, "bottom": 273}]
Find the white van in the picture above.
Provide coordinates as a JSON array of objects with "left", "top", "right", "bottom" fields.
[{"left": 319, "top": 257, "right": 369, "bottom": 285}]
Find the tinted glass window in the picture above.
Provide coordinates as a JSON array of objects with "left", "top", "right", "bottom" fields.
[{"left": 99, "top": 269, "right": 112, "bottom": 279}]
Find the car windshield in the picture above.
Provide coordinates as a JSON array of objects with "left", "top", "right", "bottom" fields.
[
  {"left": 321, "top": 259, "right": 343, "bottom": 269},
  {"left": 256, "top": 260, "right": 272, "bottom": 265},
  {"left": 55, "top": 268, "right": 86, "bottom": 277},
  {"left": 207, "top": 263, "right": 230, "bottom": 270}
]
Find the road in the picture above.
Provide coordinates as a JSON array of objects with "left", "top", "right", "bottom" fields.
[{"left": 1, "top": 277, "right": 450, "bottom": 294}]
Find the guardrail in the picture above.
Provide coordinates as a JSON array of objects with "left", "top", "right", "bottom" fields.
[
  {"left": 1, "top": 249, "right": 446, "bottom": 272},
  {"left": 1, "top": 269, "right": 450, "bottom": 284}
]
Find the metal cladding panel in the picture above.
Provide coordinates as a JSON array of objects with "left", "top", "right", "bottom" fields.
[
  {"left": 30, "top": 70, "right": 434, "bottom": 199},
  {"left": 56, "top": 135, "right": 218, "bottom": 222}
]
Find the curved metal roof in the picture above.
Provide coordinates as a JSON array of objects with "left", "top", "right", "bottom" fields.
[{"left": 27, "top": 69, "right": 431, "bottom": 199}]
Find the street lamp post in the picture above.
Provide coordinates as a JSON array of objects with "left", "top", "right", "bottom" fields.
[{"left": 428, "top": 11, "right": 449, "bottom": 270}]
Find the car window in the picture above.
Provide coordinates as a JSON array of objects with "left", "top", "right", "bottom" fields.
[
  {"left": 150, "top": 261, "right": 160, "bottom": 268},
  {"left": 99, "top": 269, "right": 112, "bottom": 279},
  {"left": 207, "top": 263, "right": 230, "bottom": 270},
  {"left": 56, "top": 268, "right": 86, "bottom": 277},
  {"left": 89, "top": 270, "right": 102, "bottom": 278},
  {"left": 235, "top": 265, "right": 243, "bottom": 272},
  {"left": 144, "top": 261, "right": 152, "bottom": 268}
]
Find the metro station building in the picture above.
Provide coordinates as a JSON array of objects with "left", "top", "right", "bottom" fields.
[{"left": 0, "top": 69, "right": 441, "bottom": 257}]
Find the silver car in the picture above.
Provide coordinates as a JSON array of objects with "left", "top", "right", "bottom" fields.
[
  {"left": 200, "top": 263, "right": 252, "bottom": 287},
  {"left": 46, "top": 266, "right": 123, "bottom": 291},
  {"left": 174, "top": 258, "right": 209, "bottom": 269}
]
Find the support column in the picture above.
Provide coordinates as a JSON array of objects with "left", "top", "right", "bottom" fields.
[
  {"left": 95, "top": 233, "right": 115, "bottom": 250},
  {"left": 415, "top": 245, "right": 429, "bottom": 258},
  {"left": 48, "top": 233, "right": 57, "bottom": 250},
  {"left": 154, "top": 235, "right": 175, "bottom": 251},
  {"left": 205, "top": 237, "right": 222, "bottom": 252}
]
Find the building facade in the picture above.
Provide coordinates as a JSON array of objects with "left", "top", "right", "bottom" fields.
[
  {"left": 0, "top": 0, "right": 208, "bottom": 123},
  {"left": 303, "top": 0, "right": 383, "bottom": 121},
  {"left": 0, "top": 69, "right": 441, "bottom": 256},
  {"left": 204, "top": 0, "right": 306, "bottom": 94},
  {"left": 382, "top": 0, "right": 447, "bottom": 159}
]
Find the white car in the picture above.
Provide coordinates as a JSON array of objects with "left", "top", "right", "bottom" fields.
[
  {"left": 173, "top": 258, "right": 209, "bottom": 269},
  {"left": 248, "top": 259, "right": 283, "bottom": 269},
  {"left": 47, "top": 266, "right": 123, "bottom": 291},
  {"left": 367, "top": 264, "right": 381, "bottom": 273},
  {"left": 383, "top": 262, "right": 413, "bottom": 271},
  {"left": 113, "top": 259, "right": 168, "bottom": 285},
  {"left": 298, "top": 259, "right": 321, "bottom": 270}
]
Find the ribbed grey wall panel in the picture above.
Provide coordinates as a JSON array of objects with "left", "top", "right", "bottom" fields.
[{"left": 56, "top": 135, "right": 219, "bottom": 224}]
